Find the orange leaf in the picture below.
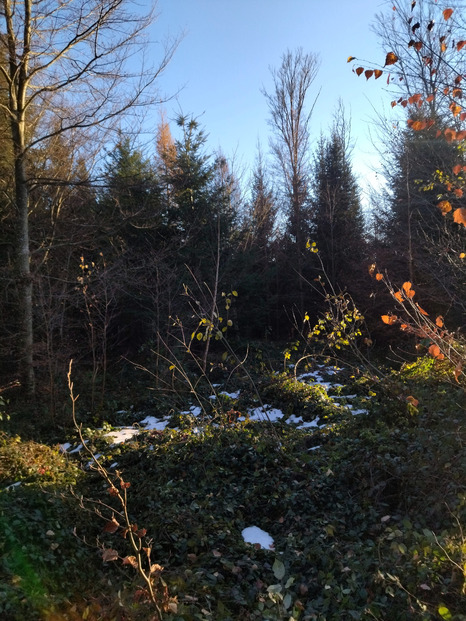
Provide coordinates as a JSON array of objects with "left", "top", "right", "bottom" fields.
[
  {"left": 453, "top": 207, "right": 466, "bottom": 227},
  {"left": 416, "top": 303, "right": 429, "bottom": 316},
  {"left": 355, "top": 67, "right": 364, "bottom": 76},
  {"left": 454, "top": 188, "right": 463, "bottom": 198},
  {"left": 452, "top": 88, "right": 463, "bottom": 99},
  {"left": 435, "top": 315, "right": 444, "bottom": 328},
  {"left": 384, "top": 52, "right": 399, "bottom": 66},
  {"left": 400, "top": 323, "right": 408, "bottom": 330},
  {"left": 391, "top": 100, "right": 397, "bottom": 108},
  {"left": 426, "top": 94, "right": 435, "bottom": 103},
  {"left": 460, "top": 252, "right": 466, "bottom": 259},
  {"left": 452, "top": 164, "right": 462, "bottom": 175},
  {"left": 441, "top": 42, "right": 447, "bottom": 53},
  {"left": 411, "top": 120, "right": 426, "bottom": 131},
  {"left": 445, "top": 128, "right": 457, "bottom": 142},
  {"left": 450, "top": 102, "right": 462, "bottom": 117},
  {"left": 347, "top": 56, "right": 356, "bottom": 63},
  {"left": 429, "top": 344, "right": 445, "bottom": 360},
  {"left": 402, "top": 281, "right": 412, "bottom": 293},
  {"left": 382, "top": 315, "right": 397, "bottom": 325},
  {"left": 443, "top": 8, "right": 454, "bottom": 20},
  {"left": 376, "top": 273, "right": 384, "bottom": 281},
  {"left": 374, "top": 69, "right": 383, "bottom": 79},
  {"left": 406, "top": 395, "right": 419, "bottom": 407},
  {"left": 408, "top": 94, "right": 422, "bottom": 105},
  {"left": 394, "top": 291, "right": 403, "bottom": 303},
  {"left": 437, "top": 200, "right": 452, "bottom": 215}
]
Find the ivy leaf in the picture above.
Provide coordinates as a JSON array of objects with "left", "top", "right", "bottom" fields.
[{"left": 272, "top": 558, "right": 286, "bottom": 581}]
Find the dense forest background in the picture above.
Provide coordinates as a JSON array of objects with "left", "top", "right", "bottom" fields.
[{"left": 0, "top": 0, "right": 464, "bottom": 412}]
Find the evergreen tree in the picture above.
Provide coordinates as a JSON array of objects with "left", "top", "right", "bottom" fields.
[{"left": 311, "top": 127, "right": 365, "bottom": 290}]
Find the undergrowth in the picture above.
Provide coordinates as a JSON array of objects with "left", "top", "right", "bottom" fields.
[{"left": 0, "top": 354, "right": 465, "bottom": 620}]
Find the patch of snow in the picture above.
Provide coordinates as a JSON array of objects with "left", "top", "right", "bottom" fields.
[
  {"left": 219, "top": 390, "right": 241, "bottom": 399},
  {"left": 105, "top": 428, "right": 140, "bottom": 444},
  {"left": 5, "top": 481, "right": 21, "bottom": 490},
  {"left": 69, "top": 442, "right": 87, "bottom": 454},
  {"left": 332, "top": 394, "right": 357, "bottom": 399},
  {"left": 209, "top": 395, "right": 217, "bottom": 400},
  {"left": 351, "top": 409, "right": 369, "bottom": 416},
  {"left": 286, "top": 414, "right": 304, "bottom": 425},
  {"left": 296, "top": 419, "right": 320, "bottom": 429},
  {"left": 246, "top": 406, "right": 284, "bottom": 422},
  {"left": 180, "top": 405, "right": 202, "bottom": 417},
  {"left": 308, "top": 445, "right": 321, "bottom": 451},
  {"left": 115, "top": 410, "right": 127, "bottom": 415},
  {"left": 59, "top": 442, "right": 71, "bottom": 452},
  {"left": 241, "top": 526, "right": 274, "bottom": 550},
  {"left": 110, "top": 462, "right": 118, "bottom": 469},
  {"left": 139, "top": 416, "right": 169, "bottom": 431}
]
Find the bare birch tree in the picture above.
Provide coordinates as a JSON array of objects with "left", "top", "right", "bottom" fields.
[{"left": 0, "top": 0, "right": 178, "bottom": 396}]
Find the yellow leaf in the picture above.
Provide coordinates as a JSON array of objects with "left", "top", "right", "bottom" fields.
[
  {"left": 347, "top": 56, "right": 356, "bottom": 63},
  {"left": 232, "top": 290, "right": 238, "bottom": 297}
]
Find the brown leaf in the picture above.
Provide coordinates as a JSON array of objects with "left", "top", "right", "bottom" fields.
[
  {"left": 122, "top": 555, "right": 138, "bottom": 569},
  {"left": 454, "top": 363, "right": 463, "bottom": 383},
  {"left": 103, "top": 517, "right": 120, "bottom": 534},
  {"left": 443, "top": 8, "right": 454, "bottom": 20},
  {"left": 453, "top": 207, "right": 466, "bottom": 227},
  {"left": 384, "top": 52, "right": 399, "bottom": 66},
  {"left": 355, "top": 67, "right": 364, "bottom": 76},
  {"left": 374, "top": 69, "right": 383, "bottom": 79},
  {"left": 102, "top": 548, "right": 119, "bottom": 563},
  {"left": 406, "top": 395, "right": 419, "bottom": 407},
  {"left": 457, "top": 40, "right": 466, "bottom": 51},
  {"left": 365, "top": 69, "right": 374, "bottom": 80}
]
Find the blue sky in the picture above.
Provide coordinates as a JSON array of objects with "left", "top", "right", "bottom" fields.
[{"left": 150, "top": 0, "right": 394, "bottom": 203}]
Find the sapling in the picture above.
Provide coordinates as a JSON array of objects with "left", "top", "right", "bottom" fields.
[{"left": 67, "top": 361, "right": 175, "bottom": 618}]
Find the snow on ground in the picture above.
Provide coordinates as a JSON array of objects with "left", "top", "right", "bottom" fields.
[
  {"left": 58, "top": 363, "right": 367, "bottom": 457},
  {"left": 241, "top": 526, "right": 274, "bottom": 550}
]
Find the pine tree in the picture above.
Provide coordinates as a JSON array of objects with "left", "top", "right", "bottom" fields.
[{"left": 311, "top": 127, "right": 366, "bottom": 290}]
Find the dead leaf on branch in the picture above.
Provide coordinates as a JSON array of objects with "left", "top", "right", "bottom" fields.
[
  {"left": 453, "top": 207, "right": 466, "bottom": 227},
  {"left": 102, "top": 548, "right": 119, "bottom": 563},
  {"left": 384, "top": 52, "right": 399, "bottom": 66}
]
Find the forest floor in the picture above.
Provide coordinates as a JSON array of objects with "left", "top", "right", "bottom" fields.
[{"left": 0, "top": 346, "right": 465, "bottom": 620}]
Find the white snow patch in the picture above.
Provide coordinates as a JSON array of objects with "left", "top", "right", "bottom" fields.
[
  {"left": 59, "top": 442, "right": 71, "bottom": 452},
  {"left": 246, "top": 406, "right": 284, "bottom": 422},
  {"left": 296, "top": 419, "right": 320, "bottom": 429},
  {"left": 351, "top": 409, "right": 369, "bottom": 416},
  {"left": 180, "top": 405, "right": 202, "bottom": 417},
  {"left": 219, "top": 390, "right": 241, "bottom": 399},
  {"left": 241, "top": 526, "right": 274, "bottom": 550},
  {"left": 308, "top": 445, "right": 321, "bottom": 451},
  {"left": 5, "top": 481, "right": 21, "bottom": 490}
]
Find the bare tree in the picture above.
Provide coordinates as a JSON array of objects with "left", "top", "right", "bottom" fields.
[
  {"left": 0, "top": 0, "right": 178, "bottom": 396},
  {"left": 262, "top": 48, "right": 319, "bottom": 315}
]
